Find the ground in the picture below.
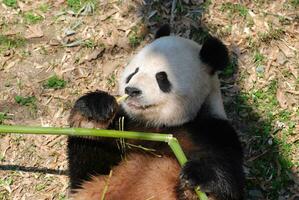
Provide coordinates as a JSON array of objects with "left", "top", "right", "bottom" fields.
[{"left": 0, "top": 0, "right": 298, "bottom": 199}]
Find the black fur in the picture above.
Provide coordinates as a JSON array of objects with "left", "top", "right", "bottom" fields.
[
  {"left": 126, "top": 67, "right": 139, "bottom": 83},
  {"left": 200, "top": 37, "right": 229, "bottom": 73},
  {"left": 155, "top": 24, "right": 171, "bottom": 39},
  {"left": 67, "top": 137, "right": 121, "bottom": 189},
  {"left": 72, "top": 91, "right": 117, "bottom": 122},
  {"left": 178, "top": 118, "right": 244, "bottom": 200},
  {"left": 156, "top": 71, "right": 172, "bottom": 93}
]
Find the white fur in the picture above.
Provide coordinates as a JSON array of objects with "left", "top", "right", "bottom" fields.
[{"left": 119, "top": 36, "right": 226, "bottom": 127}]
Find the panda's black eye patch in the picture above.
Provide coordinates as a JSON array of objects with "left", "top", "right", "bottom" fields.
[
  {"left": 126, "top": 67, "right": 139, "bottom": 83},
  {"left": 156, "top": 71, "right": 171, "bottom": 93}
]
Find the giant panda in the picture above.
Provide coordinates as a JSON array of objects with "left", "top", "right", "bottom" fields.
[{"left": 67, "top": 25, "right": 245, "bottom": 200}]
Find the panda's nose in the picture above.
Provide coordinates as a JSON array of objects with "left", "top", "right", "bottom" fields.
[{"left": 125, "top": 87, "right": 142, "bottom": 97}]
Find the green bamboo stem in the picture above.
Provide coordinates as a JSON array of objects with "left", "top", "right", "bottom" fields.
[{"left": 0, "top": 125, "right": 208, "bottom": 200}]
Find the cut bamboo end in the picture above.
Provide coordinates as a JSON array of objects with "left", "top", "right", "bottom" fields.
[{"left": 117, "top": 94, "right": 129, "bottom": 103}]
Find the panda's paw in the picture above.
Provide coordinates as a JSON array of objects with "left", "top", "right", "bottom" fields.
[
  {"left": 179, "top": 160, "right": 215, "bottom": 193},
  {"left": 69, "top": 91, "right": 118, "bottom": 129},
  {"left": 179, "top": 160, "right": 243, "bottom": 200}
]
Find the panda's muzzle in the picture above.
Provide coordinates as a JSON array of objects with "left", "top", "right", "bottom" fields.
[{"left": 125, "top": 87, "right": 142, "bottom": 97}]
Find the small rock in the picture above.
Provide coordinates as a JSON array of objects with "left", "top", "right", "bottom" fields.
[
  {"left": 49, "top": 39, "right": 60, "bottom": 46},
  {"left": 84, "top": 47, "right": 105, "bottom": 62},
  {"left": 249, "top": 189, "right": 263, "bottom": 198},
  {"left": 3, "top": 49, "right": 13, "bottom": 57},
  {"left": 256, "top": 65, "right": 265, "bottom": 74}
]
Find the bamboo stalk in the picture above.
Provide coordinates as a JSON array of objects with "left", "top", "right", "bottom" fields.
[{"left": 0, "top": 125, "right": 208, "bottom": 200}]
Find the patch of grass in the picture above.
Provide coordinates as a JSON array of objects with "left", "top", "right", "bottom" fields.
[
  {"left": 43, "top": 75, "right": 66, "bottom": 89},
  {"left": 0, "top": 177, "right": 13, "bottom": 187},
  {"left": 253, "top": 51, "right": 265, "bottom": 65},
  {"left": 176, "top": 0, "right": 186, "bottom": 14},
  {"left": 152, "top": 14, "right": 163, "bottom": 23},
  {"left": 221, "top": 3, "right": 249, "bottom": 17},
  {"left": 39, "top": 3, "right": 50, "bottom": 13},
  {"left": 0, "top": 34, "right": 26, "bottom": 53},
  {"left": 59, "top": 194, "right": 67, "bottom": 200},
  {"left": 221, "top": 54, "right": 238, "bottom": 77},
  {"left": 190, "top": 26, "right": 211, "bottom": 44},
  {"left": 290, "top": 0, "right": 299, "bottom": 7},
  {"left": 2, "top": 0, "right": 17, "bottom": 7},
  {"left": 14, "top": 95, "right": 36, "bottom": 106},
  {"left": 23, "top": 11, "right": 43, "bottom": 24},
  {"left": 244, "top": 81, "right": 295, "bottom": 198},
  {"left": 84, "top": 39, "right": 96, "bottom": 48},
  {"left": 106, "top": 73, "right": 116, "bottom": 87},
  {"left": 35, "top": 183, "right": 46, "bottom": 191},
  {"left": 128, "top": 26, "right": 144, "bottom": 48},
  {"left": 0, "top": 154, "right": 4, "bottom": 162},
  {"left": 232, "top": 85, "right": 295, "bottom": 199},
  {"left": 258, "top": 27, "right": 284, "bottom": 43},
  {"left": 0, "top": 112, "right": 10, "bottom": 124},
  {"left": 67, "top": 0, "right": 81, "bottom": 12},
  {"left": 67, "top": 0, "right": 96, "bottom": 13}
]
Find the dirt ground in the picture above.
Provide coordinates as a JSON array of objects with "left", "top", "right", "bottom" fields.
[{"left": 0, "top": 0, "right": 298, "bottom": 200}]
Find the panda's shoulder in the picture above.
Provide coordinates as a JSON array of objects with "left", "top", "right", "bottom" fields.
[{"left": 186, "top": 117, "right": 242, "bottom": 151}]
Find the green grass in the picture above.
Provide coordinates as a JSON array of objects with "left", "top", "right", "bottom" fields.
[
  {"left": 106, "top": 73, "right": 116, "bottom": 87},
  {"left": 128, "top": 26, "right": 144, "bottom": 48},
  {"left": 23, "top": 12, "right": 43, "bottom": 24},
  {"left": 15, "top": 95, "right": 38, "bottom": 116},
  {"left": 43, "top": 75, "right": 66, "bottom": 89},
  {"left": 290, "top": 0, "right": 299, "bottom": 7},
  {"left": 14, "top": 96, "right": 36, "bottom": 106},
  {"left": 0, "top": 177, "right": 13, "bottom": 187},
  {"left": 190, "top": 26, "right": 211, "bottom": 44},
  {"left": 39, "top": 3, "right": 50, "bottom": 13},
  {"left": 253, "top": 51, "right": 265, "bottom": 65},
  {"left": 2, "top": 0, "right": 17, "bottom": 7},
  {"left": 67, "top": 0, "right": 96, "bottom": 13},
  {"left": 58, "top": 194, "right": 67, "bottom": 200},
  {"left": 258, "top": 27, "right": 284, "bottom": 43},
  {"left": 221, "top": 3, "right": 249, "bottom": 17},
  {"left": 35, "top": 183, "right": 46, "bottom": 191},
  {"left": 229, "top": 80, "right": 296, "bottom": 199},
  {"left": 0, "top": 112, "right": 9, "bottom": 124},
  {"left": 0, "top": 176, "right": 13, "bottom": 199},
  {"left": 221, "top": 54, "right": 238, "bottom": 77},
  {"left": 0, "top": 34, "right": 26, "bottom": 53},
  {"left": 84, "top": 39, "right": 96, "bottom": 48},
  {"left": 67, "top": 0, "right": 82, "bottom": 12}
]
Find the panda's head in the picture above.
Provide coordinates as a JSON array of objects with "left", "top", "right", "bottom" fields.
[{"left": 119, "top": 25, "right": 229, "bottom": 127}]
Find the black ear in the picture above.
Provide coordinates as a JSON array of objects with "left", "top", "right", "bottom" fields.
[
  {"left": 155, "top": 24, "right": 171, "bottom": 39},
  {"left": 200, "top": 37, "right": 229, "bottom": 72}
]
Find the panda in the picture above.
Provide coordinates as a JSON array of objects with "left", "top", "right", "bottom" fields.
[{"left": 67, "top": 25, "right": 245, "bottom": 200}]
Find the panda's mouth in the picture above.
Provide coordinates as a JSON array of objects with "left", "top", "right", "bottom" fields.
[{"left": 125, "top": 99, "right": 153, "bottom": 110}]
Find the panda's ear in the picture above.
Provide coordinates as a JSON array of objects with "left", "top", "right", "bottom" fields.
[
  {"left": 155, "top": 24, "right": 171, "bottom": 39},
  {"left": 200, "top": 37, "right": 229, "bottom": 72}
]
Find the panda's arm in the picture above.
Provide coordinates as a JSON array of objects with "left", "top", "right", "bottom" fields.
[
  {"left": 180, "top": 118, "right": 245, "bottom": 200},
  {"left": 67, "top": 91, "right": 124, "bottom": 190}
]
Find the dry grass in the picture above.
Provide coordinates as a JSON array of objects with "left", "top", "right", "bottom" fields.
[{"left": 0, "top": 0, "right": 298, "bottom": 199}]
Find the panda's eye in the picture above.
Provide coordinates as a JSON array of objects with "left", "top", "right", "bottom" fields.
[
  {"left": 126, "top": 67, "right": 139, "bottom": 83},
  {"left": 156, "top": 71, "right": 171, "bottom": 93}
]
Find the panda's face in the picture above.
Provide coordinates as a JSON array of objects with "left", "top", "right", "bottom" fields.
[{"left": 119, "top": 36, "right": 226, "bottom": 127}]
